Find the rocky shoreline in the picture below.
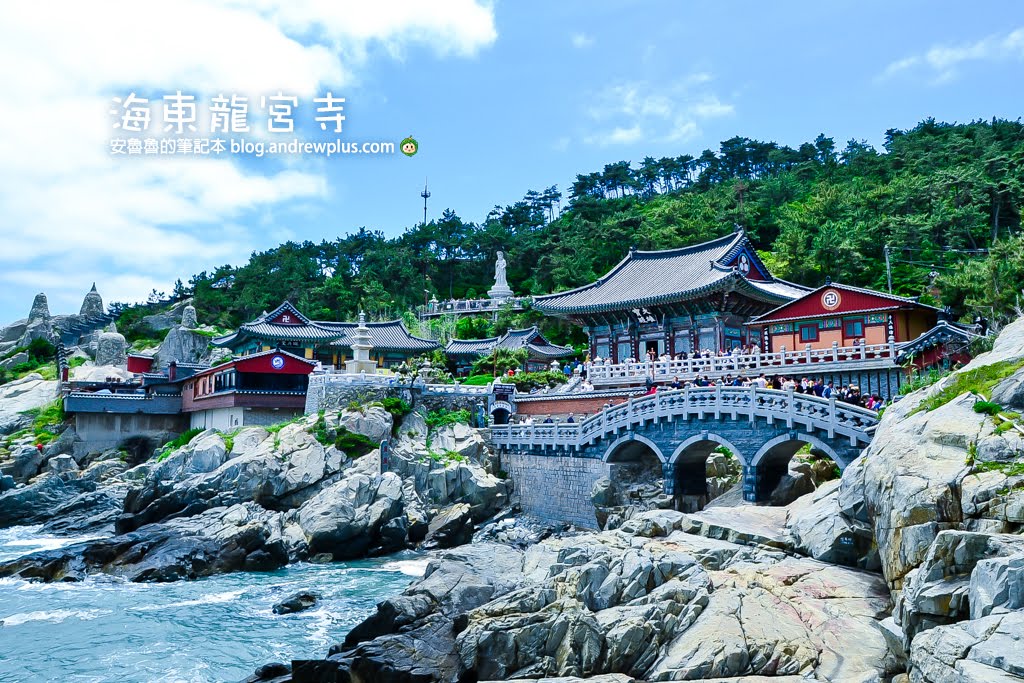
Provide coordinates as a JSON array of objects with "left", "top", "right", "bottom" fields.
[{"left": 1, "top": 318, "right": 1023, "bottom": 682}]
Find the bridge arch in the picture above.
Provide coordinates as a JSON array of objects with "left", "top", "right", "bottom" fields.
[
  {"left": 750, "top": 432, "right": 843, "bottom": 469},
  {"left": 669, "top": 432, "right": 748, "bottom": 467},
  {"left": 602, "top": 433, "right": 667, "bottom": 464}
]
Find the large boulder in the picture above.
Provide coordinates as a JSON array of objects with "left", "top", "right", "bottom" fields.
[
  {"left": 787, "top": 479, "right": 877, "bottom": 569},
  {"left": 0, "top": 373, "right": 57, "bottom": 434},
  {"left": 908, "top": 611, "right": 1024, "bottom": 682},
  {"left": 896, "top": 531, "right": 1024, "bottom": 644},
  {"left": 330, "top": 543, "right": 527, "bottom": 680},
  {"left": 336, "top": 405, "right": 393, "bottom": 444},
  {"left": 293, "top": 472, "right": 405, "bottom": 559},
  {"left": 155, "top": 326, "right": 209, "bottom": 368},
  {"left": 95, "top": 327, "right": 128, "bottom": 367},
  {"left": 424, "top": 503, "right": 473, "bottom": 549}
]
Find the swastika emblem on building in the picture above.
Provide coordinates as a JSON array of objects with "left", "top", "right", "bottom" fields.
[{"left": 821, "top": 289, "right": 841, "bottom": 311}]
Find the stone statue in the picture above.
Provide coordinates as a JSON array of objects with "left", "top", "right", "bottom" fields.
[
  {"left": 487, "top": 250, "right": 514, "bottom": 299},
  {"left": 181, "top": 304, "right": 198, "bottom": 330}
]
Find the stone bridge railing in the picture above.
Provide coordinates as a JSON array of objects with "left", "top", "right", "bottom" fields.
[
  {"left": 588, "top": 340, "right": 899, "bottom": 387},
  {"left": 490, "top": 386, "right": 878, "bottom": 454}
]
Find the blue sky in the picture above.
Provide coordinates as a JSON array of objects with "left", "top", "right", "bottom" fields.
[{"left": 1, "top": 0, "right": 1022, "bottom": 323}]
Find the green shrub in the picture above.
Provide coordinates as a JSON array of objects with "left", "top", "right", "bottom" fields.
[
  {"left": 914, "top": 359, "right": 1024, "bottom": 414},
  {"left": 507, "top": 370, "right": 568, "bottom": 392},
  {"left": 380, "top": 397, "right": 411, "bottom": 420},
  {"left": 155, "top": 427, "right": 204, "bottom": 461},
  {"left": 899, "top": 368, "right": 951, "bottom": 395},
  {"left": 973, "top": 400, "right": 1002, "bottom": 416},
  {"left": 425, "top": 408, "right": 472, "bottom": 429},
  {"left": 462, "top": 374, "right": 494, "bottom": 386},
  {"left": 335, "top": 428, "right": 375, "bottom": 458},
  {"left": 265, "top": 415, "right": 303, "bottom": 434},
  {"left": 26, "top": 338, "right": 56, "bottom": 363}
]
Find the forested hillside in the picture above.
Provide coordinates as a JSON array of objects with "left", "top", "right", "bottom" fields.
[{"left": 163, "top": 118, "right": 1023, "bottom": 334}]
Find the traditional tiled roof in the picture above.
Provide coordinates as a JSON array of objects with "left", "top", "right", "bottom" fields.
[
  {"left": 325, "top": 320, "right": 440, "bottom": 352},
  {"left": 445, "top": 327, "right": 573, "bottom": 359},
  {"left": 214, "top": 302, "right": 439, "bottom": 353},
  {"left": 446, "top": 336, "right": 500, "bottom": 356},
  {"left": 533, "top": 231, "right": 808, "bottom": 315},
  {"left": 746, "top": 282, "right": 938, "bottom": 325},
  {"left": 190, "top": 348, "right": 316, "bottom": 379},
  {"left": 895, "top": 321, "right": 981, "bottom": 363}
]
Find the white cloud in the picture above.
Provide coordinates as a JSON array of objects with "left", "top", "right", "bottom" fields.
[
  {"left": 581, "top": 75, "right": 733, "bottom": 147},
  {"left": 0, "top": 1, "right": 497, "bottom": 320},
  {"left": 570, "top": 32, "right": 594, "bottom": 49},
  {"left": 880, "top": 26, "right": 1024, "bottom": 84}
]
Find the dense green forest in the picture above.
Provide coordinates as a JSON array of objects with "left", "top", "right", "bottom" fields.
[{"left": 134, "top": 118, "right": 1024, "bottom": 342}]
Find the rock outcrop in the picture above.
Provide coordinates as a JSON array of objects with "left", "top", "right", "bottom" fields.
[
  {"left": 0, "top": 373, "right": 57, "bottom": 434},
  {"left": 309, "top": 511, "right": 903, "bottom": 682},
  {"left": 0, "top": 409, "right": 511, "bottom": 585}
]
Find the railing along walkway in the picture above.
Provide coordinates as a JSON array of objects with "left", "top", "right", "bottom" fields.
[
  {"left": 489, "top": 386, "right": 878, "bottom": 453},
  {"left": 588, "top": 339, "right": 898, "bottom": 387}
]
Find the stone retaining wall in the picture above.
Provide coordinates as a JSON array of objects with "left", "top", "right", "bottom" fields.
[{"left": 500, "top": 451, "right": 607, "bottom": 529}]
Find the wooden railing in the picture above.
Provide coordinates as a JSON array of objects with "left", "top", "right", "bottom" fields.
[
  {"left": 489, "top": 386, "right": 878, "bottom": 453},
  {"left": 587, "top": 339, "right": 898, "bottom": 387}
]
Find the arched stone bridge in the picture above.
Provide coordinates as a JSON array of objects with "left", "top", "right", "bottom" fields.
[{"left": 490, "top": 386, "right": 878, "bottom": 512}]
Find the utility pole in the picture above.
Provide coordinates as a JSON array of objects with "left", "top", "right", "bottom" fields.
[
  {"left": 884, "top": 244, "right": 893, "bottom": 294},
  {"left": 420, "top": 178, "right": 430, "bottom": 226}
]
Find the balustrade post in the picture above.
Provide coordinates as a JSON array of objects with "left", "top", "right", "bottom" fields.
[
  {"left": 805, "top": 343, "right": 812, "bottom": 364},
  {"left": 786, "top": 385, "right": 795, "bottom": 428},
  {"left": 831, "top": 341, "right": 839, "bottom": 363},
  {"left": 859, "top": 340, "right": 867, "bottom": 360},
  {"left": 828, "top": 395, "right": 837, "bottom": 438},
  {"left": 888, "top": 335, "right": 896, "bottom": 358}
]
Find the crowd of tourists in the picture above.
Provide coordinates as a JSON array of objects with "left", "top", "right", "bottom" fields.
[{"left": 641, "top": 373, "right": 886, "bottom": 411}]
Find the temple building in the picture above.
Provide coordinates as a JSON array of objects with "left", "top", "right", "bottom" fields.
[
  {"left": 213, "top": 301, "right": 440, "bottom": 369},
  {"left": 445, "top": 327, "right": 574, "bottom": 374},
  {"left": 181, "top": 349, "right": 316, "bottom": 430},
  {"left": 744, "top": 281, "right": 939, "bottom": 353},
  {"left": 533, "top": 229, "right": 809, "bottom": 360}
]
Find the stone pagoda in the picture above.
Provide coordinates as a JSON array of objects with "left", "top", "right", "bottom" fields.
[{"left": 344, "top": 312, "right": 378, "bottom": 375}]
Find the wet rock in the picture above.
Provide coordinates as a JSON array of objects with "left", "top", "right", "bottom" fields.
[
  {"left": 0, "top": 502, "right": 288, "bottom": 582},
  {"left": 423, "top": 503, "right": 473, "bottom": 549},
  {"left": 0, "top": 474, "right": 97, "bottom": 528},
  {"left": 273, "top": 590, "right": 321, "bottom": 615}
]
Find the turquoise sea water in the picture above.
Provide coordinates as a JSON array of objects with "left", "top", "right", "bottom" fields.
[{"left": 0, "top": 526, "right": 422, "bottom": 683}]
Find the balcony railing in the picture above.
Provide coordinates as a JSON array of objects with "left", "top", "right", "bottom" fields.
[
  {"left": 417, "top": 296, "right": 531, "bottom": 318},
  {"left": 588, "top": 339, "right": 899, "bottom": 387}
]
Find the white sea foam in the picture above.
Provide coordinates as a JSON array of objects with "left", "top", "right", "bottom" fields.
[
  {"left": 0, "top": 608, "right": 106, "bottom": 627},
  {"left": 133, "top": 589, "right": 246, "bottom": 611},
  {"left": 380, "top": 558, "right": 429, "bottom": 576}
]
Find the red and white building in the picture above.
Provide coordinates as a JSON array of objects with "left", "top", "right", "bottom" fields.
[{"left": 181, "top": 349, "right": 316, "bottom": 431}]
